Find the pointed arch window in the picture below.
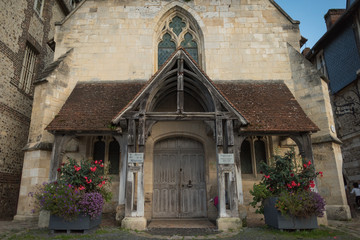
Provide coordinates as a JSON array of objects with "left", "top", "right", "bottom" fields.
[{"left": 158, "top": 14, "right": 200, "bottom": 68}]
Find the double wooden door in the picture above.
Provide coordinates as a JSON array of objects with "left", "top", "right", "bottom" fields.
[{"left": 153, "top": 137, "right": 207, "bottom": 218}]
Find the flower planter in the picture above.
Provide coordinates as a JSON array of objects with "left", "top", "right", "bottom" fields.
[
  {"left": 263, "top": 198, "right": 318, "bottom": 230},
  {"left": 49, "top": 213, "right": 102, "bottom": 233}
]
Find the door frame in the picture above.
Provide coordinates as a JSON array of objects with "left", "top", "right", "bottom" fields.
[{"left": 152, "top": 136, "right": 208, "bottom": 218}]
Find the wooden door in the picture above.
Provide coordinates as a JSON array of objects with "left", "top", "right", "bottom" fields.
[{"left": 153, "top": 137, "right": 207, "bottom": 218}]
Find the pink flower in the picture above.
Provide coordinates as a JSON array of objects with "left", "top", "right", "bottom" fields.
[
  {"left": 90, "top": 167, "right": 96, "bottom": 172},
  {"left": 95, "top": 160, "right": 98, "bottom": 164},
  {"left": 78, "top": 185, "right": 85, "bottom": 190},
  {"left": 74, "top": 165, "right": 81, "bottom": 171},
  {"left": 308, "top": 160, "right": 312, "bottom": 166},
  {"left": 264, "top": 175, "right": 270, "bottom": 179},
  {"left": 100, "top": 164, "right": 104, "bottom": 168}
]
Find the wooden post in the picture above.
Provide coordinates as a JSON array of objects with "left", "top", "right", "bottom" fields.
[
  {"left": 114, "top": 134, "right": 128, "bottom": 205},
  {"left": 49, "top": 134, "right": 73, "bottom": 182},
  {"left": 234, "top": 135, "right": 246, "bottom": 204},
  {"left": 177, "top": 58, "right": 184, "bottom": 113}
]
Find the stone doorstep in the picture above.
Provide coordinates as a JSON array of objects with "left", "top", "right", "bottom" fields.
[{"left": 148, "top": 219, "right": 216, "bottom": 229}]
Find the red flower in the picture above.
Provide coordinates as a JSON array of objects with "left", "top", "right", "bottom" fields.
[
  {"left": 57, "top": 168, "right": 61, "bottom": 172},
  {"left": 78, "top": 185, "right": 85, "bottom": 191},
  {"left": 74, "top": 165, "right": 81, "bottom": 171},
  {"left": 98, "top": 180, "right": 106, "bottom": 188},
  {"left": 264, "top": 175, "right": 270, "bottom": 179},
  {"left": 308, "top": 160, "right": 312, "bottom": 166},
  {"left": 303, "top": 164, "right": 307, "bottom": 168},
  {"left": 309, "top": 180, "right": 315, "bottom": 188},
  {"left": 291, "top": 181, "right": 297, "bottom": 187},
  {"left": 290, "top": 173, "right": 294, "bottom": 177},
  {"left": 318, "top": 171, "right": 323, "bottom": 177},
  {"left": 287, "top": 183, "right": 292, "bottom": 189},
  {"left": 90, "top": 166, "right": 97, "bottom": 172},
  {"left": 100, "top": 164, "right": 104, "bottom": 168},
  {"left": 95, "top": 160, "right": 98, "bottom": 164}
]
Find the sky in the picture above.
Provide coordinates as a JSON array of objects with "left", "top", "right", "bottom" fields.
[{"left": 275, "top": 0, "right": 347, "bottom": 50}]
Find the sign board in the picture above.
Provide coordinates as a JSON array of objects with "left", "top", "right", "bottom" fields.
[
  {"left": 218, "top": 153, "right": 234, "bottom": 164},
  {"left": 128, "top": 153, "right": 144, "bottom": 163}
]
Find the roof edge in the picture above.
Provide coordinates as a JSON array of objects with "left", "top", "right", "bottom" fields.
[
  {"left": 55, "top": 0, "right": 87, "bottom": 26},
  {"left": 269, "top": 0, "right": 300, "bottom": 24}
]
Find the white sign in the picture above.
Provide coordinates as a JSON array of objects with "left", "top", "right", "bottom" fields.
[
  {"left": 218, "top": 154, "right": 234, "bottom": 164},
  {"left": 128, "top": 153, "right": 144, "bottom": 163}
]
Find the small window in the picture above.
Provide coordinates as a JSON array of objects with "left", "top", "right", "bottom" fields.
[
  {"left": 109, "top": 140, "right": 120, "bottom": 174},
  {"left": 19, "top": 44, "right": 38, "bottom": 94},
  {"left": 240, "top": 136, "right": 270, "bottom": 175},
  {"left": 316, "top": 51, "right": 328, "bottom": 78},
  {"left": 34, "top": 0, "right": 44, "bottom": 16}
]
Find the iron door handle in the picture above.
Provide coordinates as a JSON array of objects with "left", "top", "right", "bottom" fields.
[{"left": 187, "top": 180, "right": 193, "bottom": 188}]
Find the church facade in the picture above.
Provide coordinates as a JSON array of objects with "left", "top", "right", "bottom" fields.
[{"left": 15, "top": 0, "right": 351, "bottom": 229}]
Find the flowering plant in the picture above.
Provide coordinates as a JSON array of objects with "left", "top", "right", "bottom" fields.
[
  {"left": 30, "top": 158, "right": 112, "bottom": 221},
  {"left": 250, "top": 149, "right": 325, "bottom": 217}
]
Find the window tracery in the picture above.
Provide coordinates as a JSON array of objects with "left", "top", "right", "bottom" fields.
[{"left": 158, "top": 14, "right": 200, "bottom": 68}]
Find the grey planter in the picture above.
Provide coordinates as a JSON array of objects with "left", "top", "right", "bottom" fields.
[
  {"left": 263, "top": 197, "right": 318, "bottom": 230},
  {"left": 49, "top": 213, "right": 101, "bottom": 232}
]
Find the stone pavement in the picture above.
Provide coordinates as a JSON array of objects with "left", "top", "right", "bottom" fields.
[{"left": 1, "top": 214, "right": 360, "bottom": 240}]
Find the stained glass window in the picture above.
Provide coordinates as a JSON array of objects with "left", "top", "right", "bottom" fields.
[
  {"left": 169, "top": 16, "right": 186, "bottom": 36},
  {"left": 181, "top": 32, "right": 198, "bottom": 63},
  {"left": 158, "top": 33, "right": 176, "bottom": 67}
]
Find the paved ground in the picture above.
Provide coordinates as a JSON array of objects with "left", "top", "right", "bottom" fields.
[{"left": 1, "top": 213, "right": 360, "bottom": 240}]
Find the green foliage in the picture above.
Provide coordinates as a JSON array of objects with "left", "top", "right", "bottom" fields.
[
  {"left": 249, "top": 148, "right": 325, "bottom": 217},
  {"left": 249, "top": 183, "right": 272, "bottom": 214}
]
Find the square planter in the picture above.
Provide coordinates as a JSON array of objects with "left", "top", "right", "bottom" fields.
[
  {"left": 49, "top": 213, "right": 102, "bottom": 233},
  {"left": 263, "top": 197, "right": 318, "bottom": 230}
]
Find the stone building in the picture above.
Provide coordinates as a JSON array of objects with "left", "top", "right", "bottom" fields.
[
  {"left": 306, "top": 0, "right": 360, "bottom": 184},
  {"left": 14, "top": 0, "right": 351, "bottom": 229},
  {"left": 0, "top": 0, "right": 78, "bottom": 220}
]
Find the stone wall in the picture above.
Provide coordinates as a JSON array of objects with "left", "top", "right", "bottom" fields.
[
  {"left": 0, "top": 0, "right": 66, "bottom": 220},
  {"left": 333, "top": 80, "right": 360, "bottom": 182},
  {"left": 54, "top": 0, "right": 300, "bottom": 84}
]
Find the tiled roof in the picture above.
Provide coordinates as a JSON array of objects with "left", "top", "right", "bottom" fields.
[
  {"left": 215, "top": 81, "right": 319, "bottom": 132},
  {"left": 46, "top": 81, "right": 145, "bottom": 132},
  {"left": 47, "top": 80, "right": 319, "bottom": 133},
  {"left": 35, "top": 49, "right": 73, "bottom": 84}
]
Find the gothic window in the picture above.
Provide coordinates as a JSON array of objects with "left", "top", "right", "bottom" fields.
[
  {"left": 157, "top": 14, "right": 201, "bottom": 68},
  {"left": 92, "top": 136, "right": 120, "bottom": 175},
  {"left": 181, "top": 33, "right": 198, "bottom": 63},
  {"left": 240, "top": 140, "right": 252, "bottom": 174},
  {"left": 240, "top": 136, "right": 270, "bottom": 176},
  {"left": 109, "top": 139, "right": 120, "bottom": 174},
  {"left": 158, "top": 33, "right": 176, "bottom": 67}
]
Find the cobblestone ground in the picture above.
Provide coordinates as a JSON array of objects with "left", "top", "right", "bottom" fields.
[{"left": 1, "top": 213, "right": 359, "bottom": 240}]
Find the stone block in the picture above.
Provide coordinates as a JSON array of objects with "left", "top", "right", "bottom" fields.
[
  {"left": 216, "top": 217, "right": 242, "bottom": 231},
  {"left": 326, "top": 205, "right": 351, "bottom": 221},
  {"left": 121, "top": 217, "right": 147, "bottom": 230}
]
